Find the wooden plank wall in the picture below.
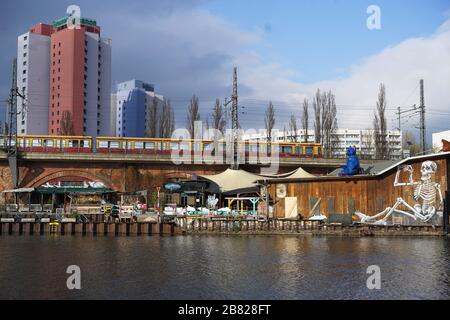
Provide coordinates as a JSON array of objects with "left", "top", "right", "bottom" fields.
[{"left": 271, "top": 156, "right": 448, "bottom": 219}]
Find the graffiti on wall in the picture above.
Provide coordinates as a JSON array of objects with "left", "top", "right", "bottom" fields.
[{"left": 355, "top": 161, "right": 444, "bottom": 225}]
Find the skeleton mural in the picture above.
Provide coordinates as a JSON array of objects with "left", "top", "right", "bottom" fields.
[{"left": 355, "top": 161, "right": 444, "bottom": 225}]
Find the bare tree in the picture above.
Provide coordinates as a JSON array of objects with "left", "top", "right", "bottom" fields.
[
  {"left": 373, "top": 83, "right": 388, "bottom": 159},
  {"left": 60, "top": 110, "right": 74, "bottom": 136},
  {"left": 289, "top": 114, "right": 298, "bottom": 142},
  {"left": 159, "top": 99, "right": 175, "bottom": 138},
  {"left": 264, "top": 101, "right": 275, "bottom": 144},
  {"left": 322, "top": 91, "right": 339, "bottom": 158},
  {"left": 313, "top": 89, "right": 322, "bottom": 144},
  {"left": 312, "top": 90, "right": 339, "bottom": 157},
  {"left": 403, "top": 130, "right": 421, "bottom": 157},
  {"left": 361, "top": 129, "right": 375, "bottom": 160},
  {"left": 146, "top": 97, "right": 159, "bottom": 138},
  {"left": 301, "top": 98, "right": 309, "bottom": 143},
  {"left": 211, "top": 98, "right": 226, "bottom": 136},
  {"left": 187, "top": 95, "right": 200, "bottom": 139}
]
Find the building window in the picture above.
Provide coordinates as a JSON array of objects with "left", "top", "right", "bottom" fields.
[
  {"left": 23, "top": 61, "right": 27, "bottom": 66},
  {"left": 22, "top": 78, "right": 26, "bottom": 83},
  {"left": 23, "top": 70, "right": 26, "bottom": 75},
  {"left": 23, "top": 44, "right": 27, "bottom": 49},
  {"left": 23, "top": 53, "right": 27, "bottom": 57},
  {"left": 24, "top": 36, "right": 27, "bottom": 41},
  {"left": 21, "top": 129, "right": 25, "bottom": 134}
]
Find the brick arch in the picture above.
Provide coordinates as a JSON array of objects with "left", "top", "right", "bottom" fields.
[{"left": 25, "top": 169, "right": 111, "bottom": 188}]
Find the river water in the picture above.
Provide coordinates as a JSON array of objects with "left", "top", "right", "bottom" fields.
[{"left": 0, "top": 235, "right": 449, "bottom": 300}]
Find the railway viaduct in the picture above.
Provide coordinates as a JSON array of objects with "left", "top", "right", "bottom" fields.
[{"left": 0, "top": 151, "right": 384, "bottom": 192}]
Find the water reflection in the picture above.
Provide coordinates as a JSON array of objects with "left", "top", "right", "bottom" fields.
[{"left": 0, "top": 235, "right": 449, "bottom": 300}]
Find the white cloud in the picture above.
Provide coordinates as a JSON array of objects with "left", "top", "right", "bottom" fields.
[{"left": 238, "top": 18, "right": 450, "bottom": 133}]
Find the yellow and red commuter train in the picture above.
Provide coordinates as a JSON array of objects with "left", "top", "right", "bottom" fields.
[{"left": 0, "top": 135, "right": 323, "bottom": 158}]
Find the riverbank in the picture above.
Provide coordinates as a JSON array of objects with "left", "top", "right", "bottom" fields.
[{"left": 0, "top": 220, "right": 445, "bottom": 237}]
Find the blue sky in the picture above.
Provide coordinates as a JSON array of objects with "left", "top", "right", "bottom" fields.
[
  {"left": 0, "top": 0, "right": 449, "bottom": 138},
  {"left": 203, "top": 0, "right": 450, "bottom": 82}
]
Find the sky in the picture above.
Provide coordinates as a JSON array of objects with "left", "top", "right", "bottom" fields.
[{"left": 0, "top": 0, "right": 449, "bottom": 142}]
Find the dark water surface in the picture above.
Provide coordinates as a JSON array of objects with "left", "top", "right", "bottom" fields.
[{"left": 0, "top": 235, "right": 449, "bottom": 300}]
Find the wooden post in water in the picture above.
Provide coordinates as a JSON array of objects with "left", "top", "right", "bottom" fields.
[{"left": 444, "top": 191, "right": 449, "bottom": 236}]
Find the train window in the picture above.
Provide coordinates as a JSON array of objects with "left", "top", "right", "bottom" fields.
[
  {"left": 295, "top": 146, "right": 303, "bottom": 155},
  {"left": 144, "top": 142, "right": 155, "bottom": 150},
  {"left": 249, "top": 144, "right": 258, "bottom": 153},
  {"left": 280, "top": 146, "right": 292, "bottom": 154},
  {"left": 83, "top": 140, "right": 90, "bottom": 148},
  {"left": 109, "top": 141, "right": 120, "bottom": 149},
  {"left": 161, "top": 143, "right": 168, "bottom": 151},
  {"left": 135, "top": 142, "right": 144, "bottom": 149},
  {"left": 217, "top": 143, "right": 225, "bottom": 151},
  {"left": 192, "top": 143, "right": 201, "bottom": 152},
  {"left": 180, "top": 143, "right": 190, "bottom": 151},
  {"left": 318, "top": 147, "right": 322, "bottom": 156},
  {"left": 170, "top": 142, "right": 180, "bottom": 150},
  {"left": 44, "top": 140, "right": 54, "bottom": 147},
  {"left": 306, "top": 147, "right": 313, "bottom": 155},
  {"left": 98, "top": 141, "right": 108, "bottom": 148},
  {"left": 203, "top": 143, "right": 214, "bottom": 151},
  {"left": 126, "top": 141, "right": 134, "bottom": 149}
]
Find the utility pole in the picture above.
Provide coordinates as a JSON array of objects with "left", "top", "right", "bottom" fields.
[
  {"left": 231, "top": 67, "right": 239, "bottom": 169},
  {"left": 7, "top": 58, "right": 25, "bottom": 189},
  {"left": 419, "top": 79, "right": 426, "bottom": 154},
  {"left": 225, "top": 67, "right": 239, "bottom": 170}
]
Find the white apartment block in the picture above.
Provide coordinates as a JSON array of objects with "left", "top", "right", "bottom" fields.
[
  {"left": 242, "top": 128, "right": 404, "bottom": 159},
  {"left": 84, "top": 33, "right": 112, "bottom": 137},
  {"left": 16, "top": 31, "right": 51, "bottom": 135}
]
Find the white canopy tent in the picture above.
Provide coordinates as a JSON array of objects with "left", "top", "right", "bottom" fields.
[{"left": 199, "top": 169, "right": 263, "bottom": 195}]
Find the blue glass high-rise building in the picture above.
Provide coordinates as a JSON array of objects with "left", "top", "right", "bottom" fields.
[{"left": 114, "top": 80, "right": 164, "bottom": 137}]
